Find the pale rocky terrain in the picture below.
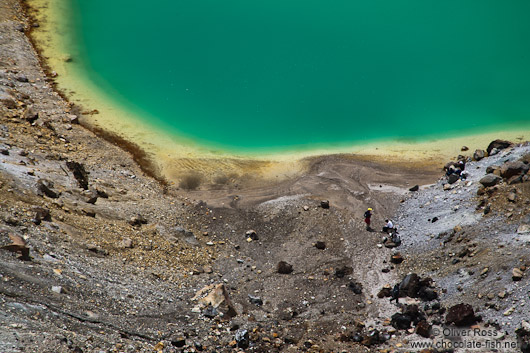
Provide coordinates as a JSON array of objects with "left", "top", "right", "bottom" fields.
[{"left": 1, "top": 1, "right": 530, "bottom": 352}]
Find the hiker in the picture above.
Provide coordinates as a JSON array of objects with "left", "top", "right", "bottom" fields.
[
  {"left": 390, "top": 283, "right": 400, "bottom": 303},
  {"left": 364, "top": 208, "right": 373, "bottom": 230},
  {"left": 382, "top": 219, "right": 394, "bottom": 233}
]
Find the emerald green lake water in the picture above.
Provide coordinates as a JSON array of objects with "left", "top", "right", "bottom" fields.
[{"left": 67, "top": 0, "right": 530, "bottom": 151}]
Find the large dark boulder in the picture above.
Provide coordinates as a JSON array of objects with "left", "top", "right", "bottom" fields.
[
  {"left": 418, "top": 286, "right": 438, "bottom": 301},
  {"left": 448, "top": 174, "right": 460, "bottom": 184},
  {"left": 445, "top": 303, "right": 479, "bottom": 326},
  {"left": 391, "top": 313, "right": 412, "bottom": 330},
  {"left": 399, "top": 273, "right": 420, "bottom": 297},
  {"left": 487, "top": 139, "right": 513, "bottom": 155},
  {"left": 500, "top": 161, "right": 529, "bottom": 179},
  {"left": 479, "top": 174, "right": 502, "bottom": 187},
  {"left": 416, "top": 320, "right": 431, "bottom": 338},
  {"left": 402, "top": 304, "right": 425, "bottom": 325}
]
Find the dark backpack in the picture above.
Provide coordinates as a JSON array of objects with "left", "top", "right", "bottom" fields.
[{"left": 364, "top": 211, "right": 371, "bottom": 218}]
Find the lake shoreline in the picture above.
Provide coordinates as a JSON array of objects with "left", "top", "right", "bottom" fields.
[{"left": 25, "top": 0, "right": 530, "bottom": 186}]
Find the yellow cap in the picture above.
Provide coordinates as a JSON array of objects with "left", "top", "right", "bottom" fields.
[{"left": 368, "top": 208, "right": 372, "bottom": 211}]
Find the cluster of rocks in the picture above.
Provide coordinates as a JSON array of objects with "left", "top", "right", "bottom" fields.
[{"left": 378, "top": 273, "right": 438, "bottom": 302}]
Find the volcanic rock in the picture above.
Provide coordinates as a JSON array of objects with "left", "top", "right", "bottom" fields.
[
  {"left": 479, "top": 174, "right": 502, "bottom": 187},
  {"left": 445, "top": 303, "right": 479, "bottom": 326},
  {"left": 487, "top": 139, "right": 512, "bottom": 155},
  {"left": 473, "top": 149, "right": 485, "bottom": 161},
  {"left": 277, "top": 261, "right": 293, "bottom": 274}
]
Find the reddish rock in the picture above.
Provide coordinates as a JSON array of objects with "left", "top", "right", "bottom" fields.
[{"left": 445, "top": 303, "right": 479, "bottom": 326}]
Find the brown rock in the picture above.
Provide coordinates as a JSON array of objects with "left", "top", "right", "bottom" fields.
[
  {"left": 22, "top": 106, "right": 39, "bottom": 123},
  {"left": 512, "top": 268, "right": 524, "bottom": 281},
  {"left": 390, "top": 253, "right": 404, "bottom": 264},
  {"left": 500, "top": 161, "right": 529, "bottom": 180},
  {"left": 33, "top": 207, "right": 51, "bottom": 224},
  {"left": 473, "top": 149, "right": 485, "bottom": 161},
  {"left": 416, "top": 320, "right": 431, "bottom": 338},
  {"left": 487, "top": 139, "right": 513, "bottom": 155},
  {"left": 1, "top": 234, "right": 30, "bottom": 260},
  {"left": 445, "top": 303, "right": 479, "bottom": 326},
  {"left": 192, "top": 283, "right": 237, "bottom": 318}
]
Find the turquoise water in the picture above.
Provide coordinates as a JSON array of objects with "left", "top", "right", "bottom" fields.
[{"left": 68, "top": 0, "right": 530, "bottom": 151}]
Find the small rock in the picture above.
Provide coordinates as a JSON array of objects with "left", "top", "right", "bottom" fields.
[
  {"left": 51, "top": 286, "right": 63, "bottom": 294},
  {"left": 461, "top": 146, "right": 469, "bottom": 151},
  {"left": 67, "top": 114, "right": 79, "bottom": 124},
  {"left": 517, "top": 225, "right": 530, "bottom": 234},
  {"left": 334, "top": 266, "right": 353, "bottom": 278},
  {"left": 248, "top": 295, "right": 263, "bottom": 306},
  {"left": 314, "top": 241, "right": 326, "bottom": 250},
  {"left": 508, "top": 192, "right": 517, "bottom": 203},
  {"left": 512, "top": 268, "right": 524, "bottom": 281},
  {"left": 16, "top": 74, "right": 28, "bottom": 83},
  {"left": 390, "top": 253, "right": 404, "bottom": 264},
  {"left": 37, "top": 179, "right": 60, "bottom": 198},
  {"left": 120, "top": 238, "right": 133, "bottom": 249},
  {"left": 473, "top": 149, "right": 485, "bottom": 161},
  {"left": 409, "top": 185, "right": 419, "bottom": 192},
  {"left": 504, "top": 307, "right": 515, "bottom": 316},
  {"left": 129, "top": 214, "right": 148, "bottom": 226},
  {"left": 170, "top": 335, "right": 186, "bottom": 348},
  {"left": 22, "top": 106, "right": 39, "bottom": 123},
  {"left": 235, "top": 329, "right": 249, "bottom": 349},
  {"left": 348, "top": 281, "right": 363, "bottom": 294},
  {"left": 33, "top": 207, "right": 51, "bottom": 224},
  {"left": 320, "top": 200, "right": 330, "bottom": 209},
  {"left": 277, "top": 261, "right": 293, "bottom": 274},
  {"left": 245, "top": 229, "right": 258, "bottom": 241},
  {"left": 203, "top": 305, "right": 218, "bottom": 318}
]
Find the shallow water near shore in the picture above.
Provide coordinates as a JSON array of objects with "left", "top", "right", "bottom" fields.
[{"left": 27, "top": 0, "right": 530, "bottom": 179}]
